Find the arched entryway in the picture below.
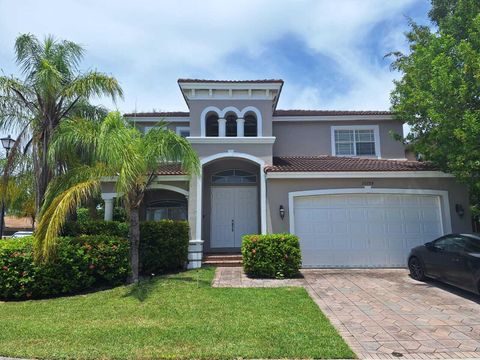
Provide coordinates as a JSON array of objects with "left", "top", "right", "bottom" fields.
[
  {"left": 140, "top": 188, "right": 188, "bottom": 221},
  {"left": 202, "top": 157, "right": 261, "bottom": 253}
]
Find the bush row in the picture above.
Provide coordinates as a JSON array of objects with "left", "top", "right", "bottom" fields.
[
  {"left": 63, "top": 220, "right": 190, "bottom": 275},
  {"left": 0, "top": 235, "right": 130, "bottom": 300},
  {"left": 241, "top": 234, "right": 302, "bottom": 279},
  {"left": 62, "top": 220, "right": 129, "bottom": 238},
  {"left": 0, "top": 219, "right": 190, "bottom": 300}
]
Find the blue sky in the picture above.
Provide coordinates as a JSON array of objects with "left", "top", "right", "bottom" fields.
[{"left": 0, "top": 0, "right": 431, "bottom": 114}]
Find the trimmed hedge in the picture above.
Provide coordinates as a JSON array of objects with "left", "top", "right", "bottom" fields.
[
  {"left": 62, "top": 220, "right": 129, "bottom": 238},
  {"left": 241, "top": 234, "right": 302, "bottom": 279},
  {"left": 63, "top": 219, "right": 189, "bottom": 275},
  {"left": 0, "top": 235, "right": 130, "bottom": 300},
  {"left": 140, "top": 220, "right": 189, "bottom": 275}
]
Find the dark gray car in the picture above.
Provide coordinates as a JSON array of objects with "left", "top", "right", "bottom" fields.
[{"left": 408, "top": 234, "right": 480, "bottom": 294}]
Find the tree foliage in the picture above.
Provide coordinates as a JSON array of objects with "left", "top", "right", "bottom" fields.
[
  {"left": 36, "top": 112, "right": 200, "bottom": 282},
  {"left": 0, "top": 34, "right": 122, "bottom": 211},
  {"left": 390, "top": 0, "right": 480, "bottom": 198}
]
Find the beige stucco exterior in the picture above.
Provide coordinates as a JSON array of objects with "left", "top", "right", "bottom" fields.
[
  {"left": 272, "top": 120, "right": 405, "bottom": 159},
  {"left": 100, "top": 79, "right": 472, "bottom": 268}
]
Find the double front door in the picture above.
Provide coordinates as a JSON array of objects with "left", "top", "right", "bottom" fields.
[{"left": 211, "top": 186, "right": 258, "bottom": 248}]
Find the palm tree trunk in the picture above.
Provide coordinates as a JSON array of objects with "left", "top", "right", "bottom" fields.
[{"left": 129, "top": 206, "right": 140, "bottom": 283}]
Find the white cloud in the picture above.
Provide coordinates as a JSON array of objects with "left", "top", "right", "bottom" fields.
[{"left": 0, "top": 0, "right": 423, "bottom": 112}]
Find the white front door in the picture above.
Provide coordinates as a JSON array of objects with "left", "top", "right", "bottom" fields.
[
  {"left": 293, "top": 193, "right": 444, "bottom": 267},
  {"left": 211, "top": 186, "right": 258, "bottom": 248}
]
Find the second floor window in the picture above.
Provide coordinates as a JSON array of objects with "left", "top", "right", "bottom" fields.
[{"left": 333, "top": 127, "right": 377, "bottom": 156}]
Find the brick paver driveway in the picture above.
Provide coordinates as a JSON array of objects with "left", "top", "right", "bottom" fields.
[{"left": 213, "top": 268, "right": 480, "bottom": 359}]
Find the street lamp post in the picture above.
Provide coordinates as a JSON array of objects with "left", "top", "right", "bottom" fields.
[{"left": 0, "top": 135, "right": 16, "bottom": 239}]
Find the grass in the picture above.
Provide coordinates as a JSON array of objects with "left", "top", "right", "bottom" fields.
[{"left": 0, "top": 267, "right": 355, "bottom": 359}]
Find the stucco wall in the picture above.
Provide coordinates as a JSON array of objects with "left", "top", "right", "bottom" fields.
[
  {"left": 266, "top": 177, "right": 471, "bottom": 235},
  {"left": 192, "top": 143, "right": 273, "bottom": 165},
  {"left": 272, "top": 120, "right": 405, "bottom": 159}
]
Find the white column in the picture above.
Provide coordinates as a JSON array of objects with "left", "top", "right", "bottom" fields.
[
  {"left": 101, "top": 193, "right": 116, "bottom": 221},
  {"left": 218, "top": 118, "right": 226, "bottom": 137},
  {"left": 236, "top": 118, "right": 245, "bottom": 137},
  {"left": 103, "top": 198, "right": 114, "bottom": 221},
  {"left": 260, "top": 166, "right": 267, "bottom": 234},
  {"left": 187, "top": 173, "right": 204, "bottom": 269}
]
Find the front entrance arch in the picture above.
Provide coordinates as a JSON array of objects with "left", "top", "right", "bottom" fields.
[{"left": 197, "top": 153, "right": 266, "bottom": 252}]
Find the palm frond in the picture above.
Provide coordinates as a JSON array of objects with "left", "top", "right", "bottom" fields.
[
  {"left": 14, "top": 33, "right": 41, "bottom": 76},
  {"left": 62, "top": 71, "right": 123, "bottom": 102},
  {"left": 143, "top": 127, "right": 200, "bottom": 177},
  {"left": 35, "top": 178, "right": 100, "bottom": 261}
]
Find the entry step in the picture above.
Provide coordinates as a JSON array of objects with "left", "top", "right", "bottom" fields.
[{"left": 203, "top": 253, "right": 242, "bottom": 267}]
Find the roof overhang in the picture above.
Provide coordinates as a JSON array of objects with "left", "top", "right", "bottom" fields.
[
  {"left": 178, "top": 79, "right": 284, "bottom": 109},
  {"left": 266, "top": 171, "right": 453, "bottom": 179}
]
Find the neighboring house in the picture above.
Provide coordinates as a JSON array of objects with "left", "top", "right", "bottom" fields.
[
  {"left": 4, "top": 216, "right": 34, "bottom": 236},
  {"left": 101, "top": 79, "right": 471, "bottom": 268}
]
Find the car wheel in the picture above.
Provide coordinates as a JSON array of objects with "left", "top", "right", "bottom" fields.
[{"left": 408, "top": 257, "right": 426, "bottom": 281}]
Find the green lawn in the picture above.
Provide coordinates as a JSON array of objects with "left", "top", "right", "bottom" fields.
[{"left": 0, "top": 267, "right": 354, "bottom": 359}]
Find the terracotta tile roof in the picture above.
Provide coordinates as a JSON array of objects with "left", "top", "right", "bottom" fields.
[
  {"left": 178, "top": 79, "right": 284, "bottom": 84},
  {"left": 124, "top": 111, "right": 189, "bottom": 118},
  {"left": 265, "top": 156, "right": 437, "bottom": 172},
  {"left": 274, "top": 109, "right": 392, "bottom": 116},
  {"left": 157, "top": 163, "right": 186, "bottom": 175}
]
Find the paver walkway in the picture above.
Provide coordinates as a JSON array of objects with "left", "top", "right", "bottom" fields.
[{"left": 213, "top": 267, "right": 480, "bottom": 360}]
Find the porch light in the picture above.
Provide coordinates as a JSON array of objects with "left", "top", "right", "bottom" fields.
[
  {"left": 455, "top": 204, "right": 465, "bottom": 217},
  {"left": 279, "top": 205, "right": 285, "bottom": 220}
]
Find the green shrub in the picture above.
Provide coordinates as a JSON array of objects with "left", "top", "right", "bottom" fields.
[
  {"left": 76, "top": 207, "right": 92, "bottom": 222},
  {"left": 62, "top": 220, "right": 129, "bottom": 238},
  {"left": 241, "top": 234, "right": 302, "bottom": 279},
  {"left": 0, "top": 235, "right": 130, "bottom": 300},
  {"left": 140, "top": 220, "right": 189, "bottom": 275}
]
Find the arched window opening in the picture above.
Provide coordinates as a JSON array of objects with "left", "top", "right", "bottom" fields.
[
  {"left": 212, "top": 169, "right": 257, "bottom": 184},
  {"left": 244, "top": 114, "right": 257, "bottom": 137},
  {"left": 146, "top": 200, "right": 187, "bottom": 221},
  {"left": 206, "top": 114, "right": 219, "bottom": 137},
  {"left": 225, "top": 114, "right": 237, "bottom": 137}
]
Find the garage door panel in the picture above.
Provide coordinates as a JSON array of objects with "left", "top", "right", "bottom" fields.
[
  {"left": 403, "top": 208, "right": 422, "bottom": 221},
  {"left": 367, "top": 208, "right": 385, "bottom": 220},
  {"left": 422, "top": 208, "right": 441, "bottom": 221},
  {"left": 294, "top": 193, "right": 444, "bottom": 268}
]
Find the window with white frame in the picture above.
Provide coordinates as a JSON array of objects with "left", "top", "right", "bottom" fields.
[
  {"left": 176, "top": 127, "right": 190, "bottom": 137},
  {"left": 332, "top": 126, "right": 379, "bottom": 157}
]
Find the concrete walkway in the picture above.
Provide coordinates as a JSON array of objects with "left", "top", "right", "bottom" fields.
[{"left": 213, "top": 267, "right": 480, "bottom": 360}]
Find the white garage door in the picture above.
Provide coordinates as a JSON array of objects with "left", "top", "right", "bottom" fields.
[{"left": 293, "top": 193, "right": 444, "bottom": 267}]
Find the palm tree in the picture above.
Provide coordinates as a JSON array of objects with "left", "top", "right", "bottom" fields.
[
  {"left": 0, "top": 34, "right": 123, "bottom": 211},
  {"left": 36, "top": 112, "right": 200, "bottom": 282}
]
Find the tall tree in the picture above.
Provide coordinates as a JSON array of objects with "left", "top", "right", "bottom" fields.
[
  {"left": 0, "top": 34, "right": 123, "bottom": 211},
  {"left": 390, "top": 0, "right": 480, "bottom": 195},
  {"left": 35, "top": 112, "right": 200, "bottom": 282}
]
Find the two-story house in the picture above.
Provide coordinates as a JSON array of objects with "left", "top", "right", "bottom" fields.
[{"left": 101, "top": 79, "right": 471, "bottom": 269}]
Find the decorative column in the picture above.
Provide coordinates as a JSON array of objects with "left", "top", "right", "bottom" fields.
[
  {"left": 101, "top": 194, "right": 115, "bottom": 221},
  {"left": 236, "top": 117, "right": 245, "bottom": 137},
  {"left": 187, "top": 174, "right": 204, "bottom": 269},
  {"left": 218, "top": 118, "right": 226, "bottom": 137}
]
